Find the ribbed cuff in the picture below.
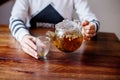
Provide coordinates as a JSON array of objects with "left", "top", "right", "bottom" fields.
[
  {"left": 14, "top": 28, "right": 30, "bottom": 42},
  {"left": 91, "top": 19, "right": 100, "bottom": 32}
]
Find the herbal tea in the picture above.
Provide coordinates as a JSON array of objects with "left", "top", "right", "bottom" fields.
[{"left": 53, "top": 33, "right": 83, "bottom": 52}]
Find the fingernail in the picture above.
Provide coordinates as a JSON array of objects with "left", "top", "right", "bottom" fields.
[{"left": 35, "top": 55, "right": 39, "bottom": 59}]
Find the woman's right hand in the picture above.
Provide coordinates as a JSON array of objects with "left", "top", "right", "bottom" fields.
[{"left": 20, "top": 34, "right": 38, "bottom": 59}]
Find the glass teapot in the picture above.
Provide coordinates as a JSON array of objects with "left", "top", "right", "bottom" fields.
[{"left": 46, "top": 20, "right": 83, "bottom": 52}]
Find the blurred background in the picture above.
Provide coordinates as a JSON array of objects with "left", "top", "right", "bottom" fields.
[{"left": 0, "top": 0, "right": 120, "bottom": 39}]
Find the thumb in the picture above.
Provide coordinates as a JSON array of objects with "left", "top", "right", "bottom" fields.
[{"left": 81, "top": 20, "right": 89, "bottom": 27}]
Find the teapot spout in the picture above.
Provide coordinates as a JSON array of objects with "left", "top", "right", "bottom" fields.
[{"left": 46, "top": 31, "right": 56, "bottom": 40}]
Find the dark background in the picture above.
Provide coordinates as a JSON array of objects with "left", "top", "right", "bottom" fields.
[{"left": 0, "top": 0, "right": 9, "bottom": 5}]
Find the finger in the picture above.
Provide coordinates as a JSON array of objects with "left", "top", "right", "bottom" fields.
[
  {"left": 22, "top": 45, "right": 38, "bottom": 59},
  {"left": 85, "top": 33, "right": 94, "bottom": 38},
  {"left": 25, "top": 38, "right": 37, "bottom": 50},
  {"left": 39, "top": 43, "right": 46, "bottom": 49},
  {"left": 81, "top": 20, "right": 89, "bottom": 27},
  {"left": 83, "top": 30, "right": 96, "bottom": 38},
  {"left": 86, "top": 32, "right": 96, "bottom": 37},
  {"left": 84, "top": 25, "right": 95, "bottom": 30},
  {"left": 82, "top": 32, "right": 91, "bottom": 41},
  {"left": 85, "top": 29, "right": 96, "bottom": 34},
  {"left": 30, "top": 36, "right": 37, "bottom": 43},
  {"left": 83, "top": 35, "right": 91, "bottom": 41},
  {"left": 89, "top": 23, "right": 96, "bottom": 30},
  {"left": 22, "top": 47, "right": 38, "bottom": 59},
  {"left": 81, "top": 28, "right": 86, "bottom": 37},
  {"left": 36, "top": 39, "right": 46, "bottom": 48}
]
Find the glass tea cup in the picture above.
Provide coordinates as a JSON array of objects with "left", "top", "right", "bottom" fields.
[{"left": 36, "top": 35, "right": 51, "bottom": 59}]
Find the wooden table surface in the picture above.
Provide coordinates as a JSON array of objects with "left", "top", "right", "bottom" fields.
[{"left": 0, "top": 25, "right": 120, "bottom": 80}]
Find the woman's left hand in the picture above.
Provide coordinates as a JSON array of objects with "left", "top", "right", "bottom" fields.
[{"left": 81, "top": 20, "right": 96, "bottom": 40}]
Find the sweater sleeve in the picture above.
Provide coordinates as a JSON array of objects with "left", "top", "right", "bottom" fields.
[
  {"left": 9, "top": 0, "right": 30, "bottom": 42},
  {"left": 74, "top": 0, "right": 100, "bottom": 32}
]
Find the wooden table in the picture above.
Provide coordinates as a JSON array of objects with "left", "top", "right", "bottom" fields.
[{"left": 0, "top": 25, "right": 120, "bottom": 80}]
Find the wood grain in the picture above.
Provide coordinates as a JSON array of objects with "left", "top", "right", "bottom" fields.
[{"left": 0, "top": 25, "right": 120, "bottom": 80}]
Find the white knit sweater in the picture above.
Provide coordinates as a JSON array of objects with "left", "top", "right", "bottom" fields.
[{"left": 9, "top": 0, "right": 99, "bottom": 42}]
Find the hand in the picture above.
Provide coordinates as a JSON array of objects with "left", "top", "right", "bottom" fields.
[
  {"left": 20, "top": 34, "right": 38, "bottom": 59},
  {"left": 81, "top": 20, "right": 96, "bottom": 40}
]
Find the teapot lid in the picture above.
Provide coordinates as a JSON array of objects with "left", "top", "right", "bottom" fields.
[{"left": 55, "top": 20, "right": 81, "bottom": 31}]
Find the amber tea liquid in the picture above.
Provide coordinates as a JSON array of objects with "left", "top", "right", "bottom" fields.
[{"left": 54, "top": 35, "right": 83, "bottom": 52}]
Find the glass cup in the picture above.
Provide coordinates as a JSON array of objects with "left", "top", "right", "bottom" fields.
[{"left": 36, "top": 35, "right": 51, "bottom": 59}]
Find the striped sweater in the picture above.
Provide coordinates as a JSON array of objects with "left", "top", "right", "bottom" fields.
[{"left": 9, "top": 0, "right": 100, "bottom": 42}]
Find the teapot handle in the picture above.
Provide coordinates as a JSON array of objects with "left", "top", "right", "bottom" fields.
[
  {"left": 46, "top": 31, "right": 55, "bottom": 40},
  {"left": 73, "top": 19, "right": 82, "bottom": 31}
]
